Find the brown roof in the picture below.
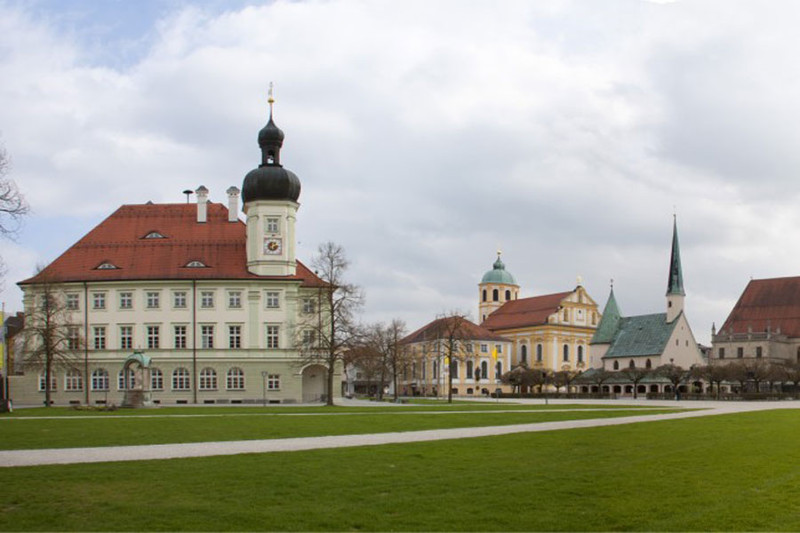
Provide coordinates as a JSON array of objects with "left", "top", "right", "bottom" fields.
[
  {"left": 402, "top": 316, "right": 510, "bottom": 345},
  {"left": 19, "top": 203, "right": 325, "bottom": 287},
  {"left": 719, "top": 276, "right": 800, "bottom": 338},
  {"left": 481, "top": 291, "right": 572, "bottom": 331}
]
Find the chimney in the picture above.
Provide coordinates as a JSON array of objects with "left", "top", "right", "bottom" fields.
[
  {"left": 196, "top": 185, "right": 209, "bottom": 223},
  {"left": 226, "top": 186, "right": 240, "bottom": 222}
]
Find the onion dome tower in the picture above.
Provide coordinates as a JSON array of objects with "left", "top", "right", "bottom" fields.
[
  {"left": 243, "top": 85, "right": 301, "bottom": 276},
  {"left": 478, "top": 251, "right": 520, "bottom": 323}
]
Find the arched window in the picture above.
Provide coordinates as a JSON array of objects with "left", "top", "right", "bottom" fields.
[
  {"left": 592, "top": 312, "right": 597, "bottom": 325},
  {"left": 521, "top": 344, "right": 528, "bottom": 364},
  {"left": 118, "top": 368, "right": 136, "bottom": 390},
  {"left": 505, "top": 290, "right": 511, "bottom": 301},
  {"left": 563, "top": 344, "right": 569, "bottom": 362},
  {"left": 151, "top": 368, "right": 164, "bottom": 390},
  {"left": 227, "top": 367, "right": 245, "bottom": 390},
  {"left": 482, "top": 289, "right": 487, "bottom": 302},
  {"left": 492, "top": 289, "right": 499, "bottom": 302},
  {"left": 91, "top": 368, "right": 109, "bottom": 391},
  {"left": 577, "top": 345, "right": 584, "bottom": 363},
  {"left": 199, "top": 368, "right": 217, "bottom": 390},
  {"left": 563, "top": 310, "right": 569, "bottom": 321},
  {"left": 65, "top": 369, "right": 83, "bottom": 391},
  {"left": 495, "top": 361, "right": 502, "bottom": 379},
  {"left": 646, "top": 359, "right": 652, "bottom": 369},
  {"left": 613, "top": 360, "right": 619, "bottom": 370},
  {"left": 629, "top": 360, "right": 635, "bottom": 369},
  {"left": 172, "top": 367, "right": 191, "bottom": 390},
  {"left": 466, "top": 360, "right": 474, "bottom": 379},
  {"left": 480, "top": 361, "right": 488, "bottom": 380},
  {"left": 536, "top": 344, "right": 543, "bottom": 362},
  {"left": 450, "top": 360, "right": 458, "bottom": 377}
]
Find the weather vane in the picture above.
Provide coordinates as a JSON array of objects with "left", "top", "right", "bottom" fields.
[{"left": 268, "top": 82, "right": 275, "bottom": 114}]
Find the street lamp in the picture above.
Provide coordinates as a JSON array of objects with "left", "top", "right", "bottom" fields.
[{"left": 261, "top": 371, "right": 268, "bottom": 407}]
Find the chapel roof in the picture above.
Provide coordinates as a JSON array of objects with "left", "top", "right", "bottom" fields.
[{"left": 602, "top": 313, "right": 678, "bottom": 358}]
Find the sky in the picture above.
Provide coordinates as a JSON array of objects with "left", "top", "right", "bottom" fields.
[{"left": 2, "top": 0, "right": 800, "bottom": 344}]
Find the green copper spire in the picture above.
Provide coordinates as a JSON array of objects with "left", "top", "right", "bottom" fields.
[
  {"left": 666, "top": 216, "right": 685, "bottom": 296},
  {"left": 591, "top": 284, "right": 622, "bottom": 344}
]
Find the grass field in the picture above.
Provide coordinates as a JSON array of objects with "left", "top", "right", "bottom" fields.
[
  {"left": 0, "top": 404, "right": 677, "bottom": 450},
  {"left": 1, "top": 407, "right": 799, "bottom": 531}
]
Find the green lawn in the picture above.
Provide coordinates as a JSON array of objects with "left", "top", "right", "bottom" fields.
[
  {"left": 0, "top": 409, "right": 798, "bottom": 531},
  {"left": 0, "top": 404, "right": 678, "bottom": 450}
]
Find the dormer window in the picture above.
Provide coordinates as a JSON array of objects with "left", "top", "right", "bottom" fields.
[
  {"left": 96, "top": 262, "right": 118, "bottom": 270},
  {"left": 185, "top": 260, "right": 207, "bottom": 268},
  {"left": 143, "top": 231, "right": 166, "bottom": 239}
]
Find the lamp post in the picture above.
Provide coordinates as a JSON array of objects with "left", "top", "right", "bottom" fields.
[{"left": 261, "top": 371, "right": 268, "bottom": 407}]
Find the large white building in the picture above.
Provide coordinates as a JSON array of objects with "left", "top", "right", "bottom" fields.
[{"left": 13, "top": 98, "right": 336, "bottom": 406}]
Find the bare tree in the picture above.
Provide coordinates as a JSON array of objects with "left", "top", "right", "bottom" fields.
[
  {"left": 22, "top": 273, "right": 83, "bottom": 406},
  {"left": 782, "top": 360, "right": 800, "bottom": 392},
  {"left": 296, "top": 242, "right": 363, "bottom": 406},
  {"left": 656, "top": 364, "right": 689, "bottom": 399},
  {"left": 581, "top": 368, "right": 614, "bottom": 395},
  {"left": 427, "top": 313, "right": 473, "bottom": 404},
  {"left": 364, "top": 319, "right": 408, "bottom": 401},
  {"left": 744, "top": 358, "right": 770, "bottom": 393},
  {"left": 617, "top": 366, "right": 651, "bottom": 399},
  {"left": 726, "top": 362, "right": 750, "bottom": 394},
  {"left": 693, "top": 364, "right": 729, "bottom": 399},
  {"left": 0, "top": 146, "right": 28, "bottom": 238},
  {"left": 553, "top": 370, "right": 581, "bottom": 395}
]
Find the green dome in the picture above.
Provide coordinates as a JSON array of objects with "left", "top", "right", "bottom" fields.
[{"left": 481, "top": 254, "right": 517, "bottom": 285}]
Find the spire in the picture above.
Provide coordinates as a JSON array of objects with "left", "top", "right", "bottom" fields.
[
  {"left": 591, "top": 285, "right": 622, "bottom": 344},
  {"left": 258, "top": 82, "right": 285, "bottom": 167},
  {"left": 666, "top": 215, "right": 685, "bottom": 296}
]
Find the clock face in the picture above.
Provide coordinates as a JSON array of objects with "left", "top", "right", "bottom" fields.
[{"left": 264, "top": 238, "right": 283, "bottom": 255}]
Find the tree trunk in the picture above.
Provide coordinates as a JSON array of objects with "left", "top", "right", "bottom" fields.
[{"left": 326, "top": 359, "right": 335, "bottom": 406}]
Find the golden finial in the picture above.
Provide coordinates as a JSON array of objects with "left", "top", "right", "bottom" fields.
[{"left": 268, "top": 82, "right": 275, "bottom": 114}]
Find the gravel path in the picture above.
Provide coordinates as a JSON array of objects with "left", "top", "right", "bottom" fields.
[{"left": 1, "top": 400, "right": 796, "bottom": 468}]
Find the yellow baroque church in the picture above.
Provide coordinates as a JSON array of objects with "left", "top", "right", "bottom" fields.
[{"left": 479, "top": 253, "right": 601, "bottom": 373}]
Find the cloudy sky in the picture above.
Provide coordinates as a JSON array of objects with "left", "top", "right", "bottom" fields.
[{"left": 2, "top": 0, "right": 799, "bottom": 344}]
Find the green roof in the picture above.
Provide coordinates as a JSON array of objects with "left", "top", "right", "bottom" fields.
[
  {"left": 603, "top": 313, "right": 677, "bottom": 358},
  {"left": 667, "top": 217, "right": 685, "bottom": 296},
  {"left": 480, "top": 254, "right": 517, "bottom": 285},
  {"left": 591, "top": 288, "right": 621, "bottom": 344}
]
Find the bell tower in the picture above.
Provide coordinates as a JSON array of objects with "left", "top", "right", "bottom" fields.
[
  {"left": 478, "top": 251, "right": 520, "bottom": 323},
  {"left": 241, "top": 85, "right": 301, "bottom": 277}
]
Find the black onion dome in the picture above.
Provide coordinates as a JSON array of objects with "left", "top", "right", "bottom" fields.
[
  {"left": 242, "top": 166, "right": 301, "bottom": 203},
  {"left": 242, "top": 107, "right": 301, "bottom": 203}
]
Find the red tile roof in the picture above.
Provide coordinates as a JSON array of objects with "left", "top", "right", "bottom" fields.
[
  {"left": 719, "top": 276, "right": 800, "bottom": 338},
  {"left": 481, "top": 291, "right": 572, "bottom": 331},
  {"left": 402, "top": 316, "right": 510, "bottom": 345},
  {"left": 19, "top": 203, "right": 325, "bottom": 287}
]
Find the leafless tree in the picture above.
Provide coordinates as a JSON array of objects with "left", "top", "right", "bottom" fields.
[
  {"left": 22, "top": 271, "right": 83, "bottom": 406},
  {"left": 781, "top": 360, "right": 800, "bottom": 392},
  {"left": 765, "top": 362, "right": 785, "bottom": 393},
  {"left": 553, "top": 370, "right": 580, "bottom": 395},
  {"left": 656, "top": 364, "right": 689, "bottom": 399},
  {"left": 0, "top": 146, "right": 28, "bottom": 238},
  {"left": 726, "top": 362, "right": 750, "bottom": 394},
  {"left": 296, "top": 242, "right": 363, "bottom": 406},
  {"left": 693, "top": 364, "right": 729, "bottom": 399},
  {"left": 581, "top": 368, "right": 614, "bottom": 395},
  {"left": 363, "top": 319, "right": 409, "bottom": 401},
  {"left": 426, "top": 313, "right": 473, "bottom": 404},
  {"left": 616, "top": 366, "right": 651, "bottom": 399},
  {"left": 0, "top": 146, "right": 29, "bottom": 284},
  {"left": 743, "top": 358, "right": 770, "bottom": 392}
]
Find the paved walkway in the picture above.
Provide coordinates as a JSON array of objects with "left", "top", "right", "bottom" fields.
[{"left": 1, "top": 400, "right": 796, "bottom": 468}]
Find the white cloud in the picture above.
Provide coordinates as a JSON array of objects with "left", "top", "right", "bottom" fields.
[{"left": 2, "top": 0, "right": 800, "bottom": 344}]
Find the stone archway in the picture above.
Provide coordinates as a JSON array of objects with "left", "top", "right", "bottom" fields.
[
  {"left": 121, "top": 352, "right": 152, "bottom": 408},
  {"left": 302, "top": 364, "right": 328, "bottom": 403}
]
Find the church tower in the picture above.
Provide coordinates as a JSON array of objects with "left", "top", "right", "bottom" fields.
[
  {"left": 478, "top": 251, "right": 519, "bottom": 323},
  {"left": 242, "top": 88, "right": 301, "bottom": 276},
  {"left": 666, "top": 216, "right": 685, "bottom": 322}
]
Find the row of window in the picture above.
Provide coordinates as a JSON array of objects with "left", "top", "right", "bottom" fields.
[
  {"left": 63, "top": 290, "right": 316, "bottom": 313},
  {"left": 403, "top": 360, "right": 503, "bottom": 381},
  {"left": 611, "top": 359, "right": 653, "bottom": 370},
  {"left": 519, "top": 344, "right": 585, "bottom": 364},
  {"left": 718, "top": 346, "right": 767, "bottom": 359},
  {"left": 39, "top": 368, "right": 281, "bottom": 392},
  {"left": 80, "top": 324, "right": 281, "bottom": 350}
]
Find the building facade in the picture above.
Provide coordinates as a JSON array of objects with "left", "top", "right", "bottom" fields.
[
  {"left": 479, "top": 253, "right": 600, "bottom": 374},
  {"left": 590, "top": 218, "right": 704, "bottom": 374},
  {"left": 13, "top": 98, "right": 338, "bottom": 406},
  {"left": 710, "top": 276, "right": 800, "bottom": 366},
  {"left": 398, "top": 316, "right": 513, "bottom": 397}
]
